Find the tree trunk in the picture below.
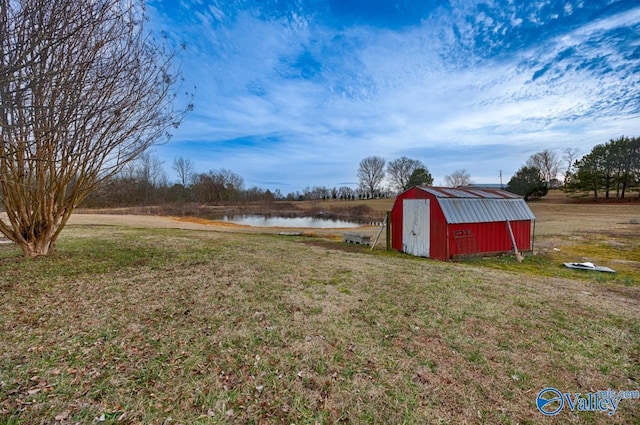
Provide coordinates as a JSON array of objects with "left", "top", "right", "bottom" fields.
[
  {"left": 2, "top": 206, "right": 71, "bottom": 257},
  {"left": 10, "top": 221, "right": 57, "bottom": 257},
  {"left": 19, "top": 234, "right": 56, "bottom": 257}
]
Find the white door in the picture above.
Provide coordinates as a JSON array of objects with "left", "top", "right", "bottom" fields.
[{"left": 402, "top": 199, "right": 430, "bottom": 257}]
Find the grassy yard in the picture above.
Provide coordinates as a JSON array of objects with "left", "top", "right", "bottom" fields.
[{"left": 1, "top": 220, "right": 638, "bottom": 424}]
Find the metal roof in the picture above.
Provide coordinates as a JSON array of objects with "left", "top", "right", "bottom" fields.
[
  {"left": 416, "top": 187, "right": 535, "bottom": 224},
  {"left": 419, "top": 186, "right": 522, "bottom": 199}
]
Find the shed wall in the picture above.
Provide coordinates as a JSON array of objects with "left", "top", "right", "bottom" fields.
[
  {"left": 391, "top": 187, "right": 533, "bottom": 260},
  {"left": 391, "top": 188, "right": 447, "bottom": 258},
  {"left": 428, "top": 198, "right": 448, "bottom": 260},
  {"left": 447, "top": 220, "right": 531, "bottom": 258}
]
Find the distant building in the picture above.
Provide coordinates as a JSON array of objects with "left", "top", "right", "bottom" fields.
[{"left": 465, "top": 183, "right": 505, "bottom": 189}]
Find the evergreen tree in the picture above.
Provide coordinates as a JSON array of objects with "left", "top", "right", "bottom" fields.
[
  {"left": 506, "top": 166, "right": 547, "bottom": 200},
  {"left": 406, "top": 168, "right": 434, "bottom": 188}
]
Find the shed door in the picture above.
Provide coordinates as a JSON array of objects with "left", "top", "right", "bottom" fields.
[{"left": 402, "top": 199, "right": 430, "bottom": 257}]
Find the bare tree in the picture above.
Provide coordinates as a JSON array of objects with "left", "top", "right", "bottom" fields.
[
  {"left": 190, "top": 169, "right": 244, "bottom": 203},
  {"left": 444, "top": 169, "right": 472, "bottom": 187},
  {"left": 219, "top": 169, "right": 244, "bottom": 195},
  {"left": 137, "top": 153, "right": 167, "bottom": 188},
  {"left": 95, "top": 153, "right": 167, "bottom": 205},
  {"left": 526, "top": 149, "right": 561, "bottom": 185},
  {"left": 357, "top": 156, "right": 386, "bottom": 196},
  {"left": 337, "top": 186, "right": 355, "bottom": 200},
  {"left": 386, "top": 156, "right": 425, "bottom": 192},
  {"left": 562, "top": 147, "right": 580, "bottom": 180},
  {"left": 173, "top": 156, "right": 194, "bottom": 187},
  {"left": 135, "top": 153, "right": 167, "bottom": 203},
  {"left": 0, "top": 0, "right": 191, "bottom": 256}
]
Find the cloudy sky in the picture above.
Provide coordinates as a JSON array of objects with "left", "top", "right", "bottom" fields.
[{"left": 147, "top": 0, "right": 640, "bottom": 193}]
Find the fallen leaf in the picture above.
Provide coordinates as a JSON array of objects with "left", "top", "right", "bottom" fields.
[{"left": 55, "top": 410, "right": 70, "bottom": 421}]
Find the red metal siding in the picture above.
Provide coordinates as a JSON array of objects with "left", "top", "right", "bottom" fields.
[
  {"left": 391, "top": 187, "right": 533, "bottom": 260},
  {"left": 447, "top": 220, "right": 531, "bottom": 259},
  {"left": 390, "top": 191, "right": 404, "bottom": 251},
  {"left": 510, "top": 220, "right": 532, "bottom": 252},
  {"left": 428, "top": 199, "right": 448, "bottom": 261}
]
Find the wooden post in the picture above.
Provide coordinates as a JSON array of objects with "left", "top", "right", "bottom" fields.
[
  {"left": 531, "top": 219, "right": 536, "bottom": 252},
  {"left": 385, "top": 211, "right": 391, "bottom": 250},
  {"left": 370, "top": 214, "right": 387, "bottom": 251},
  {"left": 506, "top": 220, "right": 523, "bottom": 263}
]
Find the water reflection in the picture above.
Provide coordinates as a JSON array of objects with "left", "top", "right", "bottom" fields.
[{"left": 221, "top": 214, "right": 362, "bottom": 228}]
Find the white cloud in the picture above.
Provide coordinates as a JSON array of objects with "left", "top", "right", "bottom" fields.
[
  {"left": 148, "top": 1, "right": 640, "bottom": 191},
  {"left": 564, "top": 3, "right": 573, "bottom": 15}
]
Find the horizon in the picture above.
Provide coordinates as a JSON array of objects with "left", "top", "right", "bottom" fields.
[{"left": 146, "top": 0, "right": 640, "bottom": 193}]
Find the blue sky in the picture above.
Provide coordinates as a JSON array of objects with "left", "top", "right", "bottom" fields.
[{"left": 147, "top": 0, "right": 640, "bottom": 192}]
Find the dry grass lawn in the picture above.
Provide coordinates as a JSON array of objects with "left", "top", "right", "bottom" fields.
[{"left": 0, "top": 194, "right": 639, "bottom": 424}]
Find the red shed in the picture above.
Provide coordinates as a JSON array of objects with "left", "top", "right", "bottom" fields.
[{"left": 390, "top": 187, "right": 535, "bottom": 260}]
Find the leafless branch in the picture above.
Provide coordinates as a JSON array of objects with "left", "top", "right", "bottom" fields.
[{"left": 0, "top": 0, "right": 192, "bottom": 256}]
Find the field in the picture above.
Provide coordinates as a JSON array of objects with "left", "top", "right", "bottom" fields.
[{"left": 0, "top": 194, "right": 639, "bottom": 424}]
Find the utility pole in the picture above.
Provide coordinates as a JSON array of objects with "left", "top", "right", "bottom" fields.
[{"left": 499, "top": 170, "right": 503, "bottom": 188}]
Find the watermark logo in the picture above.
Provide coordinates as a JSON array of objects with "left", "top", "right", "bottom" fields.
[
  {"left": 536, "top": 387, "right": 640, "bottom": 416},
  {"left": 536, "top": 387, "right": 564, "bottom": 416}
]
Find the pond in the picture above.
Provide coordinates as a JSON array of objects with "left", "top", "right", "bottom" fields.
[{"left": 220, "top": 214, "right": 363, "bottom": 228}]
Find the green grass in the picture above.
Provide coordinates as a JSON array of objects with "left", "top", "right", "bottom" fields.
[
  {"left": 0, "top": 225, "right": 639, "bottom": 424},
  {"left": 465, "top": 240, "right": 640, "bottom": 287}
]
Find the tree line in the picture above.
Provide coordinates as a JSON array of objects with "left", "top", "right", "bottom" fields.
[
  {"left": 83, "top": 155, "right": 276, "bottom": 207},
  {"left": 357, "top": 155, "right": 471, "bottom": 196},
  {"left": 82, "top": 155, "right": 395, "bottom": 208},
  {"left": 105, "top": 142, "right": 637, "bottom": 208},
  {"left": 83, "top": 154, "right": 477, "bottom": 208},
  {"left": 506, "top": 136, "right": 640, "bottom": 200},
  {"left": 565, "top": 136, "right": 640, "bottom": 199}
]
